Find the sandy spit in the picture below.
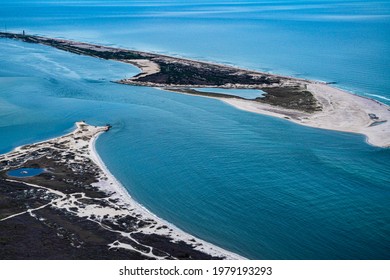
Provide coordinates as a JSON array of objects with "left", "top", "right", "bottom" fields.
[
  {"left": 89, "top": 130, "right": 246, "bottom": 260},
  {"left": 221, "top": 83, "right": 390, "bottom": 147}
]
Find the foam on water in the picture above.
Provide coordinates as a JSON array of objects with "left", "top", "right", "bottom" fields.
[{"left": 367, "top": 94, "right": 390, "bottom": 102}]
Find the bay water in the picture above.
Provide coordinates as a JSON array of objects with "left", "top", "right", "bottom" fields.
[{"left": 0, "top": 0, "right": 389, "bottom": 259}]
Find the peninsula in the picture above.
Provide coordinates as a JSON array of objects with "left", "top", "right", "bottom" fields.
[
  {"left": 0, "top": 122, "right": 243, "bottom": 259},
  {"left": 0, "top": 31, "right": 389, "bottom": 147}
]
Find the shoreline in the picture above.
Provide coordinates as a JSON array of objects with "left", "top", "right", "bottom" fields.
[
  {"left": 89, "top": 130, "right": 244, "bottom": 260},
  {"left": 1, "top": 31, "right": 389, "bottom": 147},
  {"left": 207, "top": 83, "right": 390, "bottom": 147},
  {"left": 0, "top": 121, "right": 244, "bottom": 260},
  {"left": 162, "top": 84, "right": 390, "bottom": 147}
]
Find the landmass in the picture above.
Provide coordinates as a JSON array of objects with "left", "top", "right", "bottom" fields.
[
  {"left": 1, "top": 31, "right": 389, "bottom": 147},
  {"left": 0, "top": 122, "right": 243, "bottom": 260}
]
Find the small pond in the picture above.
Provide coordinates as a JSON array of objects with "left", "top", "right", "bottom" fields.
[{"left": 7, "top": 168, "right": 45, "bottom": 178}]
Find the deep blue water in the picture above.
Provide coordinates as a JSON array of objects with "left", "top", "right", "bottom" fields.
[
  {"left": 7, "top": 168, "right": 45, "bottom": 178},
  {"left": 0, "top": 0, "right": 389, "bottom": 259}
]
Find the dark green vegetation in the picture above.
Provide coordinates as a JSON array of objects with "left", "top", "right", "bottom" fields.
[
  {"left": 0, "top": 124, "right": 223, "bottom": 260},
  {"left": 136, "top": 60, "right": 279, "bottom": 86},
  {"left": 0, "top": 166, "right": 222, "bottom": 260},
  {"left": 259, "top": 86, "right": 322, "bottom": 113},
  {"left": 0, "top": 179, "right": 217, "bottom": 260},
  {"left": 170, "top": 86, "right": 322, "bottom": 113},
  {"left": 0, "top": 178, "right": 51, "bottom": 220},
  {"left": 1, "top": 33, "right": 146, "bottom": 60}
]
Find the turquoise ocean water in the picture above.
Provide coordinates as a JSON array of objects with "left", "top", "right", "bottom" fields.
[{"left": 0, "top": 0, "right": 389, "bottom": 259}]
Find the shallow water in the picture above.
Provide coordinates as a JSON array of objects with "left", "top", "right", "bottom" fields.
[
  {"left": 0, "top": 0, "right": 389, "bottom": 259},
  {"left": 194, "top": 88, "right": 265, "bottom": 99}
]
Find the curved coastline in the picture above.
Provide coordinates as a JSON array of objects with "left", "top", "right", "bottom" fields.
[
  {"left": 220, "top": 83, "right": 390, "bottom": 148},
  {"left": 89, "top": 131, "right": 245, "bottom": 260},
  {"left": 0, "top": 121, "right": 244, "bottom": 259}
]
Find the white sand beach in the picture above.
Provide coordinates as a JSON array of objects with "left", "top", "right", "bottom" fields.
[
  {"left": 0, "top": 121, "right": 244, "bottom": 260},
  {"left": 88, "top": 126, "right": 244, "bottom": 260},
  {"left": 221, "top": 83, "right": 390, "bottom": 147}
]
